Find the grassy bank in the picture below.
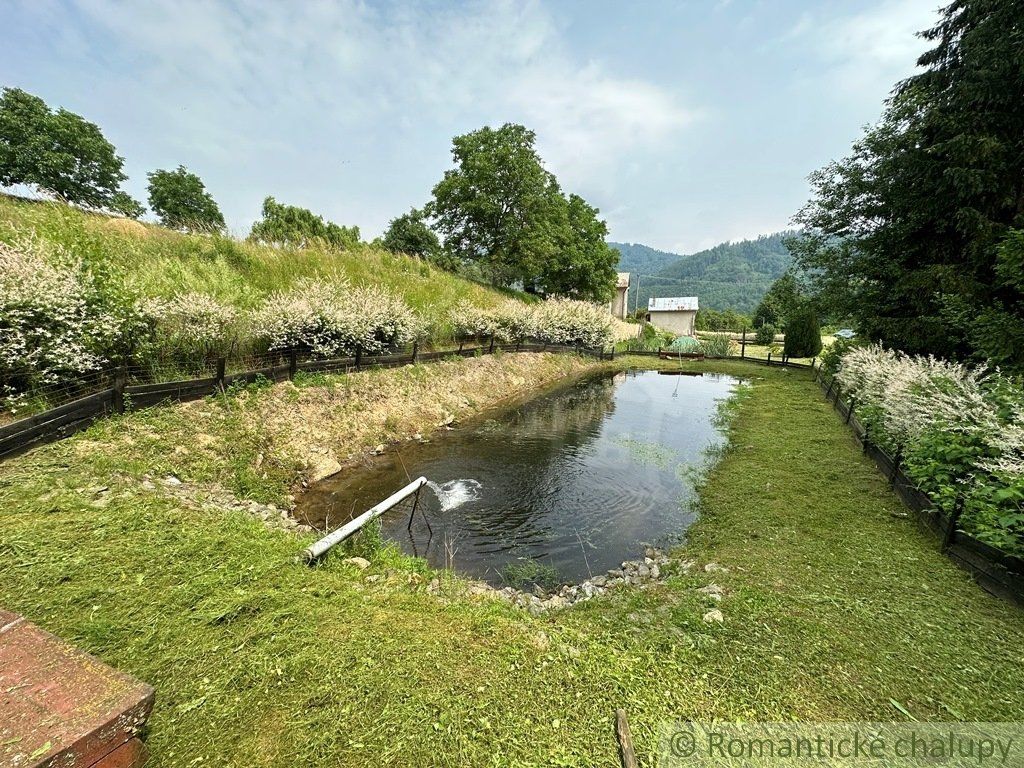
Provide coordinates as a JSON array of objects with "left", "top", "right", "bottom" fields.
[
  {"left": 0, "top": 195, "right": 514, "bottom": 338},
  {"left": 1, "top": 356, "right": 1021, "bottom": 766}
]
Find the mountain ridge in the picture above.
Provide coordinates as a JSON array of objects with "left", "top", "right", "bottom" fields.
[{"left": 609, "top": 231, "right": 797, "bottom": 314}]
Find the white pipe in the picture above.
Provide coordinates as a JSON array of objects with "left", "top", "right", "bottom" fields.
[{"left": 301, "top": 476, "right": 428, "bottom": 564}]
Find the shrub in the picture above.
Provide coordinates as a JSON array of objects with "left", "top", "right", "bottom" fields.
[
  {"left": 531, "top": 298, "right": 612, "bottom": 348},
  {"left": 0, "top": 237, "right": 137, "bottom": 391},
  {"left": 490, "top": 301, "right": 535, "bottom": 342},
  {"left": 837, "top": 344, "right": 1024, "bottom": 555},
  {"left": 140, "top": 292, "right": 239, "bottom": 362},
  {"left": 754, "top": 322, "right": 776, "bottom": 346},
  {"left": 819, "top": 336, "right": 862, "bottom": 374},
  {"left": 782, "top": 304, "right": 822, "bottom": 358},
  {"left": 699, "top": 333, "right": 735, "bottom": 358},
  {"left": 449, "top": 302, "right": 494, "bottom": 339},
  {"left": 251, "top": 278, "right": 420, "bottom": 358}
]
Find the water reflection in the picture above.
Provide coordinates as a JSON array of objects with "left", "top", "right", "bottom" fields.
[{"left": 297, "top": 370, "right": 740, "bottom": 585}]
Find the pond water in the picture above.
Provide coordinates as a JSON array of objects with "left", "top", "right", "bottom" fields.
[{"left": 296, "top": 369, "right": 741, "bottom": 586}]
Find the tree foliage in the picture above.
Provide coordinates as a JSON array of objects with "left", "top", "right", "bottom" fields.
[
  {"left": 427, "top": 123, "right": 617, "bottom": 301},
  {"left": 753, "top": 272, "right": 802, "bottom": 329},
  {"left": 382, "top": 207, "right": 443, "bottom": 262},
  {"left": 248, "top": 196, "right": 359, "bottom": 250},
  {"left": 0, "top": 87, "right": 129, "bottom": 209},
  {"left": 791, "top": 0, "right": 1024, "bottom": 368},
  {"left": 782, "top": 303, "right": 822, "bottom": 358},
  {"left": 147, "top": 166, "right": 225, "bottom": 232}
]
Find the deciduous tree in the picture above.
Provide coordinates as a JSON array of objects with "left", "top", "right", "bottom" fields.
[
  {"left": 0, "top": 87, "right": 128, "bottom": 209},
  {"left": 147, "top": 166, "right": 225, "bottom": 232}
]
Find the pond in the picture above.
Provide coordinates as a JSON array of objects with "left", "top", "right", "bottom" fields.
[{"left": 296, "top": 369, "right": 742, "bottom": 586}]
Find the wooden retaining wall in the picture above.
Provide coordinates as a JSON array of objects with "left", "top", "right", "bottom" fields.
[{"left": 0, "top": 341, "right": 609, "bottom": 460}]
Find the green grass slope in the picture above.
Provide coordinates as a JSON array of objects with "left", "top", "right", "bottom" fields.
[{"left": 0, "top": 195, "right": 516, "bottom": 339}]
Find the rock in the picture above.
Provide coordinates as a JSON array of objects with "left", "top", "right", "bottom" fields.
[
  {"left": 342, "top": 556, "right": 371, "bottom": 570},
  {"left": 543, "top": 595, "right": 569, "bottom": 610},
  {"left": 590, "top": 575, "right": 607, "bottom": 587},
  {"left": 636, "top": 565, "right": 651, "bottom": 578},
  {"left": 698, "top": 583, "right": 724, "bottom": 599},
  {"left": 141, "top": 479, "right": 156, "bottom": 491},
  {"left": 702, "top": 608, "right": 724, "bottom": 624},
  {"left": 308, "top": 457, "right": 342, "bottom": 483},
  {"left": 649, "top": 564, "right": 661, "bottom": 579},
  {"left": 704, "top": 562, "right": 729, "bottom": 573},
  {"left": 161, "top": 475, "right": 183, "bottom": 486},
  {"left": 580, "top": 582, "right": 603, "bottom": 599},
  {"left": 372, "top": 444, "right": 385, "bottom": 455},
  {"left": 679, "top": 559, "right": 696, "bottom": 571},
  {"left": 532, "top": 631, "right": 550, "bottom": 650}
]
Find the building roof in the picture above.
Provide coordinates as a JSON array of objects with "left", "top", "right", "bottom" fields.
[
  {"left": 648, "top": 296, "right": 698, "bottom": 312},
  {"left": 616, "top": 272, "right": 630, "bottom": 289}
]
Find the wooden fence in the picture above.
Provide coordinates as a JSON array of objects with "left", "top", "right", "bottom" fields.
[
  {"left": 814, "top": 366, "right": 1024, "bottom": 606},
  {"left": 0, "top": 340, "right": 611, "bottom": 460}
]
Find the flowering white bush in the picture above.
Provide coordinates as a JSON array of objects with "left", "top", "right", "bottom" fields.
[
  {"left": 140, "top": 292, "right": 239, "bottom": 358},
  {"left": 251, "top": 278, "right": 421, "bottom": 357},
  {"left": 836, "top": 344, "right": 1024, "bottom": 554},
  {"left": 491, "top": 301, "right": 536, "bottom": 342},
  {"left": 531, "top": 298, "right": 612, "bottom": 348},
  {"left": 449, "top": 302, "right": 496, "bottom": 338},
  {"left": 836, "top": 344, "right": 1001, "bottom": 450},
  {"left": 0, "top": 237, "right": 123, "bottom": 387}
]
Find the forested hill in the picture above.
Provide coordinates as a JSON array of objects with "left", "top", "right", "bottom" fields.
[{"left": 610, "top": 231, "right": 796, "bottom": 314}]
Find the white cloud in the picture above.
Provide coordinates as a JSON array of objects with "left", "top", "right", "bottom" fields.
[
  {"left": 43, "top": 0, "right": 693, "bottom": 212},
  {"left": 789, "top": 0, "right": 939, "bottom": 98}
]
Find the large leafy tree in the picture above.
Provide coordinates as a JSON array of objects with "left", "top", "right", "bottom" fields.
[
  {"left": 428, "top": 123, "right": 559, "bottom": 288},
  {"left": 147, "top": 166, "right": 225, "bottom": 232},
  {"left": 538, "top": 194, "right": 618, "bottom": 302},
  {"left": 0, "top": 87, "right": 130, "bottom": 209},
  {"left": 427, "top": 123, "right": 616, "bottom": 299},
  {"left": 248, "top": 196, "right": 359, "bottom": 250},
  {"left": 792, "top": 0, "right": 1024, "bottom": 367},
  {"left": 381, "top": 207, "right": 443, "bottom": 262}
]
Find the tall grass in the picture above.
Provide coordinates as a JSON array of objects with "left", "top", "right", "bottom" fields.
[{"left": 0, "top": 195, "right": 514, "bottom": 341}]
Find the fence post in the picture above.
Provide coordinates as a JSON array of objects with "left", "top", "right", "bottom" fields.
[
  {"left": 112, "top": 367, "right": 127, "bottom": 414},
  {"left": 889, "top": 445, "right": 903, "bottom": 487},
  {"left": 942, "top": 494, "right": 964, "bottom": 552},
  {"left": 740, "top": 329, "right": 746, "bottom": 359},
  {"left": 458, "top": 339, "right": 464, "bottom": 354},
  {"left": 216, "top": 357, "right": 226, "bottom": 391},
  {"left": 825, "top": 374, "right": 835, "bottom": 398},
  {"left": 288, "top": 348, "right": 298, "bottom": 380},
  {"left": 515, "top": 338, "right": 521, "bottom": 352},
  {"left": 846, "top": 395, "right": 855, "bottom": 424},
  {"left": 862, "top": 425, "right": 870, "bottom": 454},
  {"left": 489, "top": 334, "right": 495, "bottom": 354},
  {"left": 355, "top": 345, "right": 362, "bottom": 371},
  {"left": 833, "top": 383, "right": 842, "bottom": 406},
  {"left": 767, "top": 351, "right": 772, "bottom": 366},
  {"left": 412, "top": 341, "right": 418, "bottom": 364}
]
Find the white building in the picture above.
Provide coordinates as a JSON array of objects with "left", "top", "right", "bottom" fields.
[{"left": 647, "top": 296, "right": 698, "bottom": 336}]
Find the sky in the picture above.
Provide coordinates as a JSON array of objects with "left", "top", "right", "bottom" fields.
[{"left": 2, "top": 0, "right": 942, "bottom": 253}]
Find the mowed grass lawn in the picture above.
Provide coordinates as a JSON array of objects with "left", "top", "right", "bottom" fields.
[{"left": 0, "top": 359, "right": 1021, "bottom": 766}]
